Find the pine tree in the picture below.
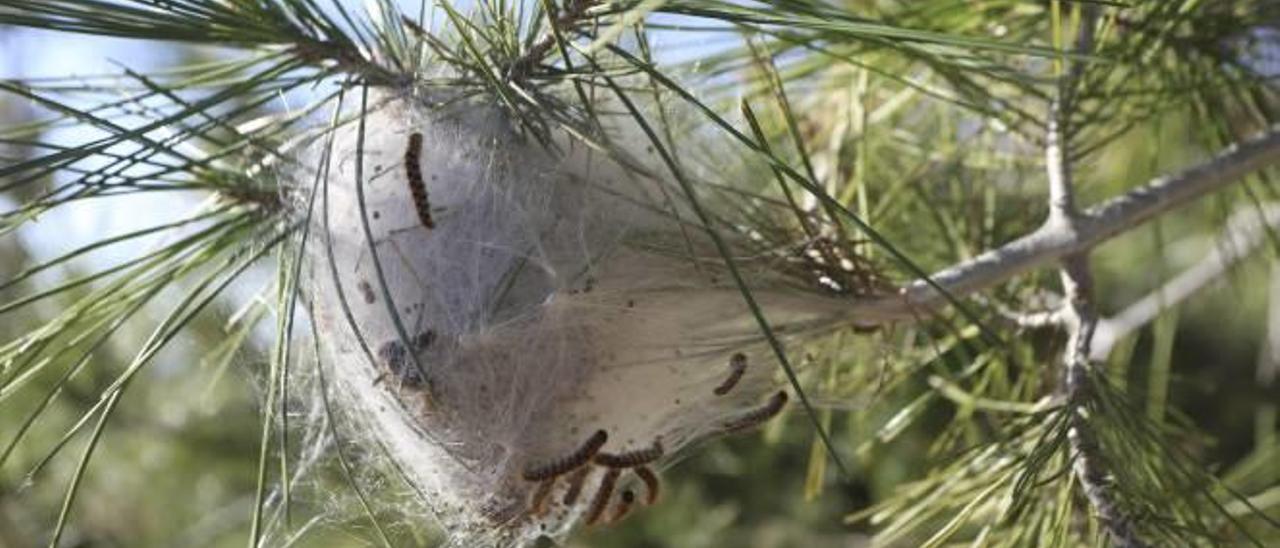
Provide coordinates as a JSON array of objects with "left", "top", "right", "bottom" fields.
[{"left": 1, "top": 1, "right": 1278, "bottom": 546}]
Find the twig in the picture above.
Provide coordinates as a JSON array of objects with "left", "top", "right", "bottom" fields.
[
  {"left": 972, "top": 292, "right": 1066, "bottom": 329},
  {"left": 1059, "top": 264, "right": 1148, "bottom": 547},
  {"left": 508, "top": 0, "right": 599, "bottom": 79},
  {"left": 1046, "top": 7, "right": 1148, "bottom": 547},
  {"left": 1063, "top": 338, "right": 1148, "bottom": 548},
  {"left": 1090, "top": 204, "right": 1280, "bottom": 359},
  {"left": 995, "top": 307, "right": 1066, "bottom": 330},
  {"left": 842, "top": 123, "right": 1280, "bottom": 325}
]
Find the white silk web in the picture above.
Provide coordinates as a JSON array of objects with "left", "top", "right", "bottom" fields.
[{"left": 299, "top": 90, "right": 847, "bottom": 546}]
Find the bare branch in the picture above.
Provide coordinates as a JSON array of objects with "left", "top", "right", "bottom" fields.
[
  {"left": 844, "top": 124, "right": 1280, "bottom": 325},
  {"left": 1090, "top": 204, "right": 1280, "bottom": 359},
  {"left": 1058, "top": 257, "right": 1147, "bottom": 547},
  {"left": 1045, "top": 114, "right": 1076, "bottom": 225},
  {"left": 1050, "top": 8, "right": 1148, "bottom": 546}
]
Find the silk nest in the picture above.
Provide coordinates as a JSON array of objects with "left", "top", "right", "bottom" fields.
[{"left": 296, "top": 89, "right": 849, "bottom": 546}]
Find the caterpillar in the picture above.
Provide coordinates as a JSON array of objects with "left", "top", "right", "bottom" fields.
[
  {"left": 404, "top": 132, "right": 435, "bottom": 229},
  {"left": 585, "top": 468, "right": 621, "bottom": 526},
  {"left": 561, "top": 466, "right": 592, "bottom": 506},
  {"left": 633, "top": 465, "right": 660, "bottom": 505},
  {"left": 713, "top": 352, "right": 748, "bottom": 396},
  {"left": 722, "top": 390, "right": 789, "bottom": 433},
  {"left": 522, "top": 429, "right": 609, "bottom": 481},
  {"left": 528, "top": 478, "right": 556, "bottom": 516},
  {"left": 593, "top": 439, "right": 663, "bottom": 469},
  {"left": 609, "top": 489, "right": 636, "bottom": 524}
]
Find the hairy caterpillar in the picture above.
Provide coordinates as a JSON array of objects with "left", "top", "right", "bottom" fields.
[
  {"left": 593, "top": 439, "right": 663, "bottom": 469},
  {"left": 722, "top": 390, "right": 789, "bottom": 432},
  {"left": 585, "top": 468, "right": 621, "bottom": 526},
  {"left": 561, "top": 466, "right": 592, "bottom": 506},
  {"left": 522, "top": 430, "right": 609, "bottom": 481},
  {"left": 633, "top": 466, "right": 660, "bottom": 505},
  {"left": 713, "top": 352, "right": 748, "bottom": 396},
  {"left": 528, "top": 478, "right": 556, "bottom": 516},
  {"left": 404, "top": 132, "right": 435, "bottom": 229},
  {"left": 610, "top": 489, "right": 636, "bottom": 524}
]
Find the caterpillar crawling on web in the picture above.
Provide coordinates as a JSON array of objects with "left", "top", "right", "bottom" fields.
[{"left": 404, "top": 131, "right": 435, "bottom": 229}]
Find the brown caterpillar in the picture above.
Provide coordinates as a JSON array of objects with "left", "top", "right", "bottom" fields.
[
  {"left": 528, "top": 478, "right": 556, "bottom": 516},
  {"left": 634, "top": 465, "right": 660, "bottom": 506},
  {"left": 723, "top": 390, "right": 789, "bottom": 433},
  {"left": 585, "top": 468, "right": 621, "bottom": 526},
  {"left": 522, "top": 429, "right": 608, "bottom": 481},
  {"left": 594, "top": 439, "right": 664, "bottom": 469},
  {"left": 561, "top": 466, "right": 592, "bottom": 506},
  {"left": 713, "top": 352, "right": 748, "bottom": 396},
  {"left": 610, "top": 489, "right": 636, "bottom": 524},
  {"left": 404, "top": 132, "right": 435, "bottom": 229}
]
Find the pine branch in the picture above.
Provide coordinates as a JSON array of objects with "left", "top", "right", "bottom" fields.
[
  {"left": 845, "top": 123, "right": 1280, "bottom": 325},
  {"left": 1090, "top": 204, "right": 1280, "bottom": 359},
  {"left": 1042, "top": 7, "right": 1148, "bottom": 546}
]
